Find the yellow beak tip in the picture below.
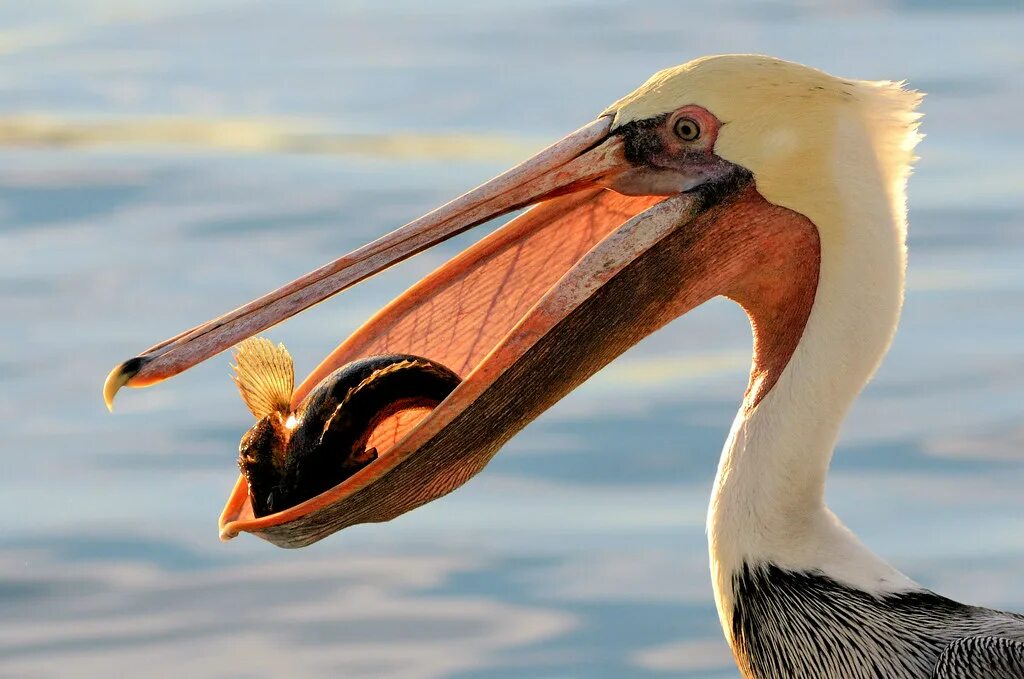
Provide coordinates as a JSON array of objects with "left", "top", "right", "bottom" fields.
[
  {"left": 103, "top": 357, "right": 145, "bottom": 412},
  {"left": 103, "top": 369, "right": 126, "bottom": 412}
]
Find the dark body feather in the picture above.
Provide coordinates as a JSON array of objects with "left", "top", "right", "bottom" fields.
[
  {"left": 933, "top": 636, "right": 1024, "bottom": 678},
  {"left": 730, "top": 563, "right": 1024, "bottom": 679}
]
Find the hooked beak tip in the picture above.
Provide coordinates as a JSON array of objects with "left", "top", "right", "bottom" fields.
[{"left": 103, "top": 356, "right": 147, "bottom": 412}]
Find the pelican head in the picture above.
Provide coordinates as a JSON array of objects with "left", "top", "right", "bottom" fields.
[{"left": 104, "top": 55, "right": 922, "bottom": 548}]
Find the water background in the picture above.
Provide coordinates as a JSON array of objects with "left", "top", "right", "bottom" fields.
[{"left": 2, "top": 1, "right": 1023, "bottom": 677}]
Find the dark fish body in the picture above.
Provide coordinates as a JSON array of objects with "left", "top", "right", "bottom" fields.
[{"left": 233, "top": 341, "right": 461, "bottom": 517}]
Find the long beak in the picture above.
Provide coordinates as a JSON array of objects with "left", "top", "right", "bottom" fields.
[
  {"left": 104, "top": 114, "right": 755, "bottom": 547},
  {"left": 104, "top": 117, "right": 621, "bottom": 407}
]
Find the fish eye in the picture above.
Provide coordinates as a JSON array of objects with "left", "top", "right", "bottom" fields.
[{"left": 673, "top": 117, "right": 701, "bottom": 142}]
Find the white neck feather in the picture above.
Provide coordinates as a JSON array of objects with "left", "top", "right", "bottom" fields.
[{"left": 707, "top": 94, "right": 924, "bottom": 632}]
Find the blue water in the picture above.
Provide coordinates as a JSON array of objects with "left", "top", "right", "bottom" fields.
[{"left": 1, "top": 1, "right": 1023, "bottom": 677}]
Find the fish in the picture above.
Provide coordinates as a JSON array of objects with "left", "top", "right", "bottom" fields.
[{"left": 231, "top": 337, "right": 462, "bottom": 517}]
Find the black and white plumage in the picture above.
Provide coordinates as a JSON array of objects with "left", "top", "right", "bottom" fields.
[
  {"left": 934, "top": 637, "right": 1024, "bottom": 678},
  {"left": 730, "top": 564, "right": 1024, "bottom": 679}
]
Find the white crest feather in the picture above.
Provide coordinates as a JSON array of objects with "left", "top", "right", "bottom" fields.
[{"left": 231, "top": 337, "right": 295, "bottom": 419}]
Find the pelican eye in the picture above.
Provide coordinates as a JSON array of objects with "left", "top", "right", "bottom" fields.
[{"left": 673, "top": 117, "right": 701, "bottom": 141}]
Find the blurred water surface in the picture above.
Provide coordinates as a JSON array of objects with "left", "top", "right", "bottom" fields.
[{"left": 1, "top": 1, "right": 1023, "bottom": 677}]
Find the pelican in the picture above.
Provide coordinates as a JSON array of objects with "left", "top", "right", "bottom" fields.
[{"left": 104, "top": 55, "right": 1024, "bottom": 677}]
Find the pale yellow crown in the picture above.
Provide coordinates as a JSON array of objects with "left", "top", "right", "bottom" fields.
[{"left": 603, "top": 55, "right": 923, "bottom": 238}]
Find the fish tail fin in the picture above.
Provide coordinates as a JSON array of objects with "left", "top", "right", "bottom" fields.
[{"left": 231, "top": 337, "right": 295, "bottom": 419}]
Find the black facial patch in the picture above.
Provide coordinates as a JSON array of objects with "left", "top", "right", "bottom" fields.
[
  {"left": 616, "top": 114, "right": 669, "bottom": 165},
  {"left": 691, "top": 165, "right": 753, "bottom": 212}
]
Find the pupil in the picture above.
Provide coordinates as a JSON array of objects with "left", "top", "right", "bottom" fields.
[{"left": 675, "top": 118, "right": 699, "bottom": 140}]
